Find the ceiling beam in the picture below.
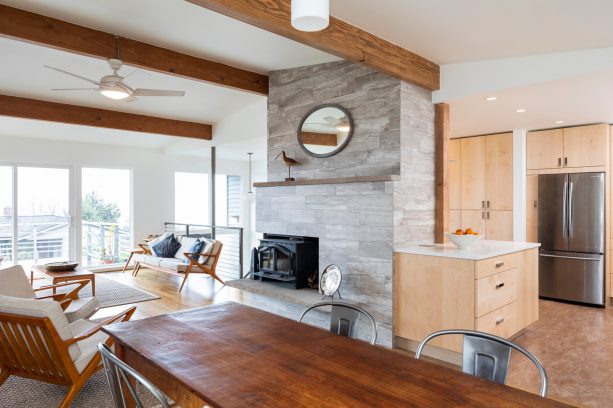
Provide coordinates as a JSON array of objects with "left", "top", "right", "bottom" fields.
[
  {"left": 0, "top": 94, "right": 213, "bottom": 140},
  {"left": 0, "top": 4, "right": 268, "bottom": 95},
  {"left": 187, "top": 0, "right": 440, "bottom": 91}
]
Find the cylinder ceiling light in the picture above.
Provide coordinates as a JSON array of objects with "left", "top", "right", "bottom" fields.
[{"left": 291, "top": 0, "right": 329, "bottom": 32}]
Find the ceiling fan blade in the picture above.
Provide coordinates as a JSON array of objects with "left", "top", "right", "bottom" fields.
[
  {"left": 132, "top": 88, "right": 185, "bottom": 97},
  {"left": 44, "top": 66, "right": 101, "bottom": 85},
  {"left": 51, "top": 88, "right": 98, "bottom": 91}
]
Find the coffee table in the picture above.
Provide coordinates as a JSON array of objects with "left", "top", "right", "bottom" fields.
[{"left": 30, "top": 265, "right": 96, "bottom": 296}]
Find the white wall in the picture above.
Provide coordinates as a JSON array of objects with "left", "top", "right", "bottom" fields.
[{"left": 0, "top": 134, "right": 257, "bottom": 272}]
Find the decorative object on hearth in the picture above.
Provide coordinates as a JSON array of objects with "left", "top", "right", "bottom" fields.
[
  {"left": 244, "top": 152, "right": 255, "bottom": 203},
  {"left": 320, "top": 264, "right": 342, "bottom": 300},
  {"left": 291, "top": 0, "right": 329, "bottom": 32},
  {"left": 297, "top": 104, "right": 354, "bottom": 158},
  {"left": 275, "top": 151, "right": 299, "bottom": 181},
  {"left": 43, "top": 261, "right": 79, "bottom": 272}
]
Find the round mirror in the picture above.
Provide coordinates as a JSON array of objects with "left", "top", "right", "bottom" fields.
[{"left": 297, "top": 104, "right": 354, "bottom": 158}]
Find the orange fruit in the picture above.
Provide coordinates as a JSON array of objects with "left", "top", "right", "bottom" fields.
[
  {"left": 454, "top": 229, "right": 464, "bottom": 235},
  {"left": 464, "top": 228, "right": 474, "bottom": 235}
]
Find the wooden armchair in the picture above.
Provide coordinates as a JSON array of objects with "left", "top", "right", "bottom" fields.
[
  {"left": 0, "top": 265, "right": 99, "bottom": 322},
  {"left": 0, "top": 295, "right": 136, "bottom": 408},
  {"left": 181, "top": 240, "right": 224, "bottom": 290}
]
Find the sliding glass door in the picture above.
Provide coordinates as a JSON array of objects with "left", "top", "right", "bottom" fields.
[
  {"left": 81, "top": 168, "right": 132, "bottom": 268},
  {"left": 16, "top": 166, "right": 71, "bottom": 266}
]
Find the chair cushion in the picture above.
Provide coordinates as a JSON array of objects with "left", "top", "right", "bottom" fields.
[
  {"left": 0, "top": 265, "right": 36, "bottom": 298},
  {"left": 204, "top": 240, "right": 223, "bottom": 266},
  {"left": 135, "top": 255, "right": 164, "bottom": 267},
  {"left": 199, "top": 239, "right": 216, "bottom": 264},
  {"left": 0, "top": 295, "right": 80, "bottom": 361},
  {"left": 64, "top": 296, "right": 100, "bottom": 323},
  {"left": 147, "top": 232, "right": 172, "bottom": 256},
  {"left": 174, "top": 236, "right": 197, "bottom": 259},
  {"left": 159, "top": 258, "right": 189, "bottom": 272},
  {"left": 69, "top": 319, "right": 108, "bottom": 373},
  {"left": 151, "top": 234, "right": 181, "bottom": 258}
]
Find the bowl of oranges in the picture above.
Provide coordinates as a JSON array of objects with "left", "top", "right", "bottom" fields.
[{"left": 445, "top": 228, "right": 482, "bottom": 250}]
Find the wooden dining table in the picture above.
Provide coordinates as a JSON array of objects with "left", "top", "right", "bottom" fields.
[{"left": 102, "top": 302, "right": 574, "bottom": 408}]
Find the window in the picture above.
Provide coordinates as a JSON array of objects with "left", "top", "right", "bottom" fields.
[
  {"left": 81, "top": 168, "right": 132, "bottom": 267},
  {"left": 0, "top": 166, "right": 13, "bottom": 263},
  {"left": 174, "top": 172, "right": 209, "bottom": 225},
  {"left": 215, "top": 175, "right": 243, "bottom": 226}
]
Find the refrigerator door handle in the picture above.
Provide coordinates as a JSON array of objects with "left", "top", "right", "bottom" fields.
[
  {"left": 539, "top": 253, "right": 600, "bottom": 262},
  {"left": 568, "top": 181, "right": 574, "bottom": 238},
  {"left": 562, "top": 178, "right": 568, "bottom": 238}
]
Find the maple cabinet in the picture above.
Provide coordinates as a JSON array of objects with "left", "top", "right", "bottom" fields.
[
  {"left": 527, "top": 124, "right": 608, "bottom": 170},
  {"left": 449, "top": 133, "right": 514, "bottom": 240}
]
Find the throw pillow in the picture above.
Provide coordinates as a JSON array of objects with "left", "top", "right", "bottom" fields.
[
  {"left": 199, "top": 239, "right": 215, "bottom": 264},
  {"left": 183, "top": 239, "right": 205, "bottom": 264},
  {"left": 147, "top": 232, "right": 171, "bottom": 256},
  {"left": 151, "top": 234, "right": 182, "bottom": 258}
]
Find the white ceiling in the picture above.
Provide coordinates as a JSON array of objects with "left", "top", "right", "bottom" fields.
[
  {"left": 1, "top": 0, "right": 338, "bottom": 73},
  {"left": 331, "top": 0, "right": 613, "bottom": 64}
]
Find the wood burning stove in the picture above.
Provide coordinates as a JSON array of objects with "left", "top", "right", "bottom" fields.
[{"left": 252, "top": 233, "right": 318, "bottom": 289}]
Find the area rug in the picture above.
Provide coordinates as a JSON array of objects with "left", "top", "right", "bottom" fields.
[
  {"left": 49, "top": 275, "right": 160, "bottom": 308},
  {"left": 0, "top": 371, "right": 164, "bottom": 408},
  {"left": 225, "top": 278, "right": 323, "bottom": 306}
]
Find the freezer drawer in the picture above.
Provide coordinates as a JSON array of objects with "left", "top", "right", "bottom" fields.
[{"left": 539, "top": 250, "right": 604, "bottom": 306}]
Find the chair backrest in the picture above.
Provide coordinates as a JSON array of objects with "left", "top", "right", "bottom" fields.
[
  {"left": 0, "top": 265, "right": 36, "bottom": 298},
  {"left": 415, "top": 329, "right": 548, "bottom": 397},
  {"left": 299, "top": 302, "right": 377, "bottom": 345},
  {"left": 0, "top": 295, "right": 81, "bottom": 383},
  {"left": 98, "top": 343, "right": 170, "bottom": 408}
]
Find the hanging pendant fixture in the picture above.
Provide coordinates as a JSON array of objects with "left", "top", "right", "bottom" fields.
[{"left": 291, "top": 0, "right": 330, "bottom": 32}]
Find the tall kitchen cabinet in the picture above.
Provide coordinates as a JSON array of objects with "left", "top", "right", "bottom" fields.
[{"left": 449, "top": 132, "right": 514, "bottom": 241}]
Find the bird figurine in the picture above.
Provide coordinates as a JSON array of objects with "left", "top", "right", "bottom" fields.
[{"left": 275, "top": 150, "right": 299, "bottom": 181}]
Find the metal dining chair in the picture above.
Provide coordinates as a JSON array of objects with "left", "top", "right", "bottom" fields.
[
  {"left": 98, "top": 343, "right": 171, "bottom": 408},
  {"left": 415, "top": 329, "right": 548, "bottom": 397},
  {"left": 299, "top": 301, "right": 378, "bottom": 345}
]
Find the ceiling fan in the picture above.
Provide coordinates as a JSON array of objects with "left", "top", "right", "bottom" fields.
[
  {"left": 44, "top": 35, "right": 185, "bottom": 102},
  {"left": 306, "top": 116, "right": 351, "bottom": 132}
]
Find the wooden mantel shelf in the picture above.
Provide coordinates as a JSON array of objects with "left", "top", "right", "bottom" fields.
[{"left": 253, "top": 175, "right": 400, "bottom": 188}]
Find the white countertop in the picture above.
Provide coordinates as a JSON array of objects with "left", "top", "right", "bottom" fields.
[{"left": 395, "top": 240, "right": 541, "bottom": 261}]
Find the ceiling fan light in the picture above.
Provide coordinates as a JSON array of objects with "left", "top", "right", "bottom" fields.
[
  {"left": 100, "top": 89, "right": 130, "bottom": 100},
  {"left": 291, "top": 0, "right": 329, "bottom": 32}
]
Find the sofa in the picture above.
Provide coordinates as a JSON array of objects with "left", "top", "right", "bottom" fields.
[{"left": 130, "top": 234, "right": 224, "bottom": 291}]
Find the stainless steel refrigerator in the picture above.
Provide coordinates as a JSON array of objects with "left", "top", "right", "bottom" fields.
[{"left": 538, "top": 172, "right": 605, "bottom": 306}]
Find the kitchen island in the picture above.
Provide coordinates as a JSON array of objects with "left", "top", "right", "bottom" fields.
[{"left": 394, "top": 240, "right": 540, "bottom": 363}]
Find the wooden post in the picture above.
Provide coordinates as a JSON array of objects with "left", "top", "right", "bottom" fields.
[{"left": 435, "top": 103, "right": 450, "bottom": 243}]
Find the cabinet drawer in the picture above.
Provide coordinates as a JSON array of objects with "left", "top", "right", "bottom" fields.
[
  {"left": 475, "top": 252, "right": 518, "bottom": 279},
  {"left": 475, "top": 268, "right": 517, "bottom": 317},
  {"left": 475, "top": 301, "right": 518, "bottom": 339}
]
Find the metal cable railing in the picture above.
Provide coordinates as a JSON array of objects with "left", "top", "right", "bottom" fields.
[{"left": 164, "top": 222, "right": 244, "bottom": 280}]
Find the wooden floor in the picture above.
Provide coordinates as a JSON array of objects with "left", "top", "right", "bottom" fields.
[{"left": 97, "top": 268, "right": 604, "bottom": 408}]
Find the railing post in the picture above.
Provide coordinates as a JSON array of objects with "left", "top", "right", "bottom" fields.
[
  {"left": 99, "top": 224, "right": 105, "bottom": 262},
  {"left": 113, "top": 225, "right": 119, "bottom": 261},
  {"left": 239, "top": 228, "right": 244, "bottom": 279},
  {"left": 87, "top": 223, "right": 92, "bottom": 264},
  {"left": 186, "top": 224, "right": 190, "bottom": 237}
]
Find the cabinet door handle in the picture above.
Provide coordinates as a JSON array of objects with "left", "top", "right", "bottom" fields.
[
  {"left": 534, "top": 200, "right": 538, "bottom": 208},
  {"left": 558, "top": 157, "right": 562, "bottom": 167},
  {"left": 495, "top": 262, "right": 504, "bottom": 268},
  {"left": 486, "top": 200, "right": 490, "bottom": 209},
  {"left": 482, "top": 211, "right": 485, "bottom": 220},
  {"left": 482, "top": 200, "right": 485, "bottom": 209},
  {"left": 487, "top": 212, "right": 491, "bottom": 219},
  {"left": 495, "top": 282, "right": 505, "bottom": 289},
  {"left": 564, "top": 157, "right": 568, "bottom": 166},
  {"left": 495, "top": 317, "right": 505, "bottom": 325}
]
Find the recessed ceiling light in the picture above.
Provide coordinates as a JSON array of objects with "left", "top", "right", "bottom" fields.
[
  {"left": 515, "top": 108, "right": 527, "bottom": 113},
  {"left": 555, "top": 120, "right": 565, "bottom": 124},
  {"left": 485, "top": 96, "right": 497, "bottom": 101}
]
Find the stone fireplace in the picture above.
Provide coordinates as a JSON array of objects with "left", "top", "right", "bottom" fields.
[{"left": 255, "top": 60, "right": 435, "bottom": 347}]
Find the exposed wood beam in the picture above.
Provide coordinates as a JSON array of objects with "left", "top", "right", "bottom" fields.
[
  {"left": 0, "top": 4, "right": 268, "bottom": 95},
  {"left": 187, "top": 0, "right": 440, "bottom": 91},
  {"left": 0, "top": 94, "right": 212, "bottom": 140},
  {"left": 434, "top": 103, "right": 450, "bottom": 243},
  {"left": 300, "top": 131, "right": 337, "bottom": 146}
]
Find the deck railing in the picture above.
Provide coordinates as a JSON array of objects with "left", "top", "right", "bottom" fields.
[{"left": 164, "top": 222, "right": 244, "bottom": 280}]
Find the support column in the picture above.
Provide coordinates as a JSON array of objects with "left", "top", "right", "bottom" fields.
[
  {"left": 434, "top": 103, "right": 450, "bottom": 243},
  {"left": 211, "top": 146, "right": 216, "bottom": 239}
]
